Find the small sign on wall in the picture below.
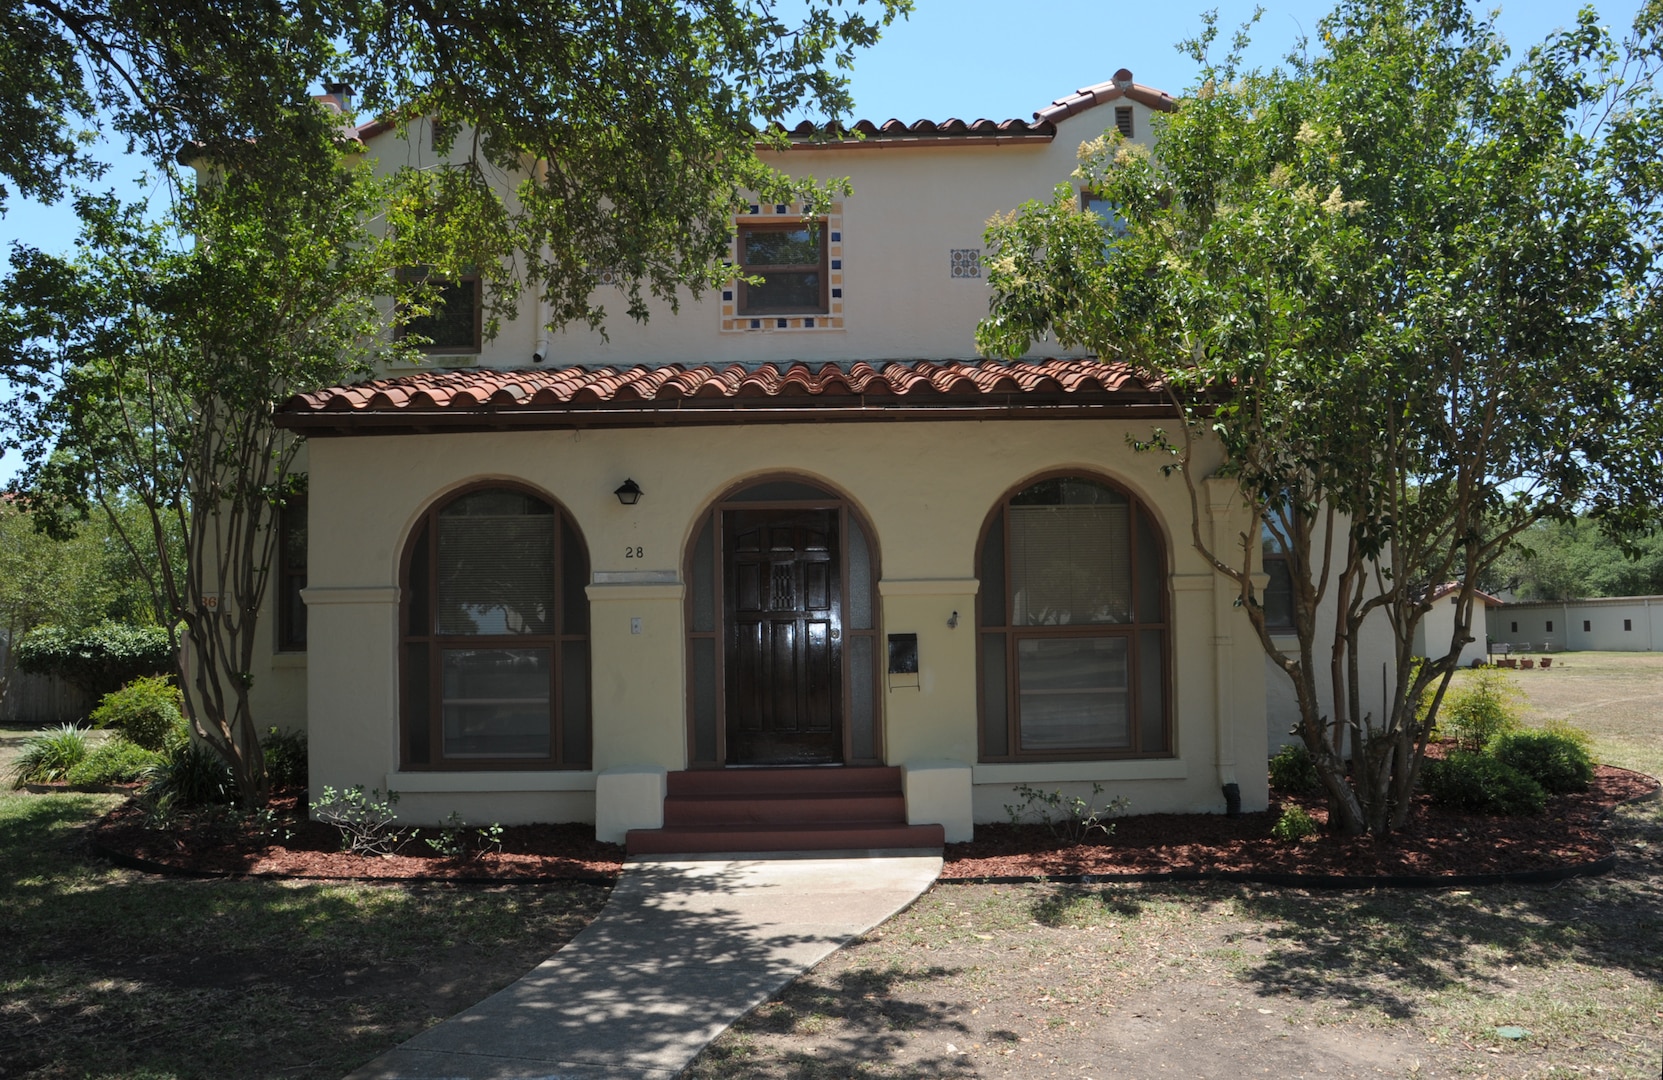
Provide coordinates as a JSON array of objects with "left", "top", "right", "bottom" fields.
[{"left": 887, "top": 633, "right": 919, "bottom": 691}]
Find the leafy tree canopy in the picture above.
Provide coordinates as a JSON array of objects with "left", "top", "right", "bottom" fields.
[
  {"left": 978, "top": 0, "right": 1663, "bottom": 835},
  {"left": 1487, "top": 517, "right": 1663, "bottom": 600}
]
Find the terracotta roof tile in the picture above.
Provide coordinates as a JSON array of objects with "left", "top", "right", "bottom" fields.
[{"left": 276, "top": 359, "right": 1167, "bottom": 432}]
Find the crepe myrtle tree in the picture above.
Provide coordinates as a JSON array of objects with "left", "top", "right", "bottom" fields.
[
  {"left": 0, "top": 0, "right": 909, "bottom": 805},
  {"left": 977, "top": 0, "right": 1663, "bottom": 836}
]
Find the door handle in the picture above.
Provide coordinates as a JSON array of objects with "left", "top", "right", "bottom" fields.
[{"left": 830, "top": 628, "right": 842, "bottom": 641}]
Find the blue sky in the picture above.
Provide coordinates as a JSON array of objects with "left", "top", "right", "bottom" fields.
[{"left": 0, "top": 0, "right": 1642, "bottom": 485}]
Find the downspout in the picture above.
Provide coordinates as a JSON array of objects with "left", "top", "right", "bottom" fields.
[{"left": 1205, "top": 478, "right": 1240, "bottom": 815}]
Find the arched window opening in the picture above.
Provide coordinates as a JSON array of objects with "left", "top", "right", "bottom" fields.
[
  {"left": 979, "top": 476, "right": 1170, "bottom": 761},
  {"left": 401, "top": 486, "right": 590, "bottom": 770}
]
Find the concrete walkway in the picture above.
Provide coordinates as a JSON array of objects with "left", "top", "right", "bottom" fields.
[{"left": 345, "top": 850, "right": 943, "bottom": 1080}]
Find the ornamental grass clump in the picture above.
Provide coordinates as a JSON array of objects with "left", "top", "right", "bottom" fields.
[{"left": 9, "top": 724, "right": 91, "bottom": 786}]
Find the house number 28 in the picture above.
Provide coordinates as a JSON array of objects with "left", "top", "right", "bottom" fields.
[{"left": 625, "top": 546, "right": 644, "bottom": 559}]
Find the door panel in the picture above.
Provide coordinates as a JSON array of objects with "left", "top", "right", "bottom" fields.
[{"left": 724, "top": 508, "right": 842, "bottom": 764}]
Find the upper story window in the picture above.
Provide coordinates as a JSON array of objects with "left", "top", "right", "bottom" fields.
[
  {"left": 1079, "top": 192, "right": 1129, "bottom": 239},
  {"left": 978, "top": 475, "right": 1170, "bottom": 761},
  {"left": 1261, "top": 521, "right": 1294, "bottom": 631},
  {"left": 737, "top": 221, "right": 828, "bottom": 315},
  {"left": 397, "top": 269, "right": 481, "bottom": 354}
]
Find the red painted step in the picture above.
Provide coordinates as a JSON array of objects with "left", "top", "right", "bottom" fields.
[{"left": 626, "top": 766, "right": 945, "bottom": 855}]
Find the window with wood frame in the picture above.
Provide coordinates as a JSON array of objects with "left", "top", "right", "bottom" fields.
[
  {"left": 396, "top": 269, "right": 481, "bottom": 354},
  {"left": 978, "top": 476, "right": 1171, "bottom": 761},
  {"left": 276, "top": 496, "right": 307, "bottom": 652},
  {"left": 399, "top": 486, "right": 590, "bottom": 770},
  {"left": 736, "top": 220, "right": 828, "bottom": 315},
  {"left": 1261, "top": 520, "right": 1294, "bottom": 631}
]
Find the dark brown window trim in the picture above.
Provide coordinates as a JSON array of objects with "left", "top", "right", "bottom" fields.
[
  {"left": 736, "top": 219, "right": 830, "bottom": 316},
  {"left": 976, "top": 471, "right": 1173, "bottom": 764},
  {"left": 276, "top": 495, "right": 308, "bottom": 652},
  {"left": 394, "top": 270, "right": 483, "bottom": 355},
  {"left": 398, "top": 481, "right": 590, "bottom": 772}
]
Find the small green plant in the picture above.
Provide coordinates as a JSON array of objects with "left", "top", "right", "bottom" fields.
[
  {"left": 141, "top": 740, "right": 236, "bottom": 809},
  {"left": 90, "top": 675, "right": 183, "bottom": 751},
  {"left": 425, "top": 812, "right": 507, "bottom": 859},
  {"left": 1421, "top": 751, "right": 1547, "bottom": 815},
  {"left": 262, "top": 727, "right": 308, "bottom": 790},
  {"left": 1004, "top": 782, "right": 1128, "bottom": 844},
  {"left": 1270, "top": 804, "right": 1318, "bottom": 841},
  {"left": 477, "top": 821, "right": 505, "bottom": 856},
  {"left": 1436, "top": 669, "right": 1522, "bottom": 751},
  {"left": 1268, "top": 743, "right": 1320, "bottom": 794},
  {"left": 310, "top": 785, "right": 409, "bottom": 856},
  {"left": 9, "top": 724, "right": 91, "bottom": 786},
  {"left": 1490, "top": 730, "right": 1594, "bottom": 794},
  {"left": 64, "top": 740, "right": 160, "bottom": 785}
]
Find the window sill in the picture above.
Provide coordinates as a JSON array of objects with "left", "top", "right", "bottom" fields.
[
  {"left": 269, "top": 652, "right": 308, "bottom": 669},
  {"left": 386, "top": 771, "right": 597, "bottom": 793},
  {"left": 973, "top": 759, "right": 1187, "bottom": 785}
]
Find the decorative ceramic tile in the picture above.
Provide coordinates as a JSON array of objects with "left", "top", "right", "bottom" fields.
[
  {"left": 951, "top": 248, "right": 982, "bottom": 279},
  {"left": 722, "top": 202, "right": 845, "bottom": 333}
]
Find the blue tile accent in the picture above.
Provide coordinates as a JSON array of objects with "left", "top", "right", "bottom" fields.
[
  {"left": 805, "top": 318, "right": 815, "bottom": 328},
  {"left": 748, "top": 204, "right": 760, "bottom": 215},
  {"left": 831, "top": 259, "right": 841, "bottom": 270},
  {"left": 775, "top": 203, "right": 787, "bottom": 214},
  {"left": 776, "top": 318, "right": 787, "bottom": 328},
  {"left": 832, "top": 288, "right": 842, "bottom": 298},
  {"left": 723, "top": 290, "right": 733, "bottom": 301},
  {"left": 830, "top": 231, "right": 841, "bottom": 242},
  {"left": 750, "top": 319, "right": 761, "bottom": 329}
]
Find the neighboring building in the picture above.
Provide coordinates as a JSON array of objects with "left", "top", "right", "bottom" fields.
[
  {"left": 1412, "top": 583, "right": 1501, "bottom": 667},
  {"left": 255, "top": 72, "right": 1393, "bottom": 847},
  {"left": 1488, "top": 596, "right": 1663, "bottom": 653}
]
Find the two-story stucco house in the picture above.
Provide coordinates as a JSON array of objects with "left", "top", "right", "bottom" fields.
[{"left": 263, "top": 71, "right": 1329, "bottom": 851}]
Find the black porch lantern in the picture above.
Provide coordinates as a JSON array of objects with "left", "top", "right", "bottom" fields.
[{"left": 613, "top": 478, "right": 643, "bottom": 506}]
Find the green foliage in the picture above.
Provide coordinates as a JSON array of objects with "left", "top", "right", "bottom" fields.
[
  {"left": 422, "top": 812, "right": 509, "bottom": 860},
  {"left": 63, "top": 741, "right": 161, "bottom": 786},
  {"left": 1421, "top": 752, "right": 1548, "bottom": 816},
  {"left": 90, "top": 676, "right": 183, "bottom": 752},
  {"left": 1490, "top": 731, "right": 1594, "bottom": 795},
  {"left": 1487, "top": 517, "right": 1663, "bottom": 601},
  {"left": 8, "top": 724, "right": 90, "bottom": 786},
  {"left": 15, "top": 623, "right": 174, "bottom": 699},
  {"left": 1004, "top": 783, "right": 1129, "bottom": 845},
  {"left": 1270, "top": 805, "right": 1319, "bottom": 842},
  {"left": 976, "top": 0, "right": 1663, "bottom": 838},
  {"left": 141, "top": 741, "right": 236, "bottom": 810},
  {"left": 1438, "top": 670, "right": 1522, "bottom": 752},
  {"left": 1268, "top": 744, "right": 1321, "bottom": 794},
  {"left": 262, "top": 727, "right": 308, "bottom": 791},
  {"left": 310, "top": 786, "right": 409, "bottom": 856}
]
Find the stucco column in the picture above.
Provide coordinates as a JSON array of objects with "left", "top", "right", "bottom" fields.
[
  {"left": 301, "top": 586, "right": 402, "bottom": 796},
  {"left": 1203, "top": 478, "right": 1240, "bottom": 798},
  {"left": 585, "top": 577, "right": 688, "bottom": 773}
]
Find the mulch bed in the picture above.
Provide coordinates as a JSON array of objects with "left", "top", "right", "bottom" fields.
[{"left": 81, "top": 763, "right": 1659, "bottom": 887}]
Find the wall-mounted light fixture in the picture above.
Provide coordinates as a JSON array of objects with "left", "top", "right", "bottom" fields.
[{"left": 613, "top": 478, "right": 643, "bottom": 506}]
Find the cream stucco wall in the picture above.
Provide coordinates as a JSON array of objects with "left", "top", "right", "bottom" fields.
[
  {"left": 302, "top": 418, "right": 1269, "bottom": 825},
  {"left": 359, "top": 103, "right": 1159, "bottom": 371}
]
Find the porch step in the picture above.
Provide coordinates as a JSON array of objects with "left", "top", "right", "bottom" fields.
[{"left": 626, "top": 766, "right": 945, "bottom": 855}]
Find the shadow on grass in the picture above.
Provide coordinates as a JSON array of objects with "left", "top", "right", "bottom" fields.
[
  {"left": 0, "top": 793, "right": 610, "bottom": 1080},
  {"left": 1017, "top": 801, "right": 1662, "bottom": 1022}
]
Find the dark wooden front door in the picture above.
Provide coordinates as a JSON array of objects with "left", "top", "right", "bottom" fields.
[{"left": 724, "top": 508, "right": 842, "bottom": 765}]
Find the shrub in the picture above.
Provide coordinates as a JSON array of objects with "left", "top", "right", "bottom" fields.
[
  {"left": 141, "top": 740, "right": 235, "bottom": 809},
  {"left": 1421, "top": 751, "right": 1547, "bottom": 815},
  {"left": 1490, "top": 730, "right": 1593, "bottom": 795},
  {"left": 64, "top": 741, "right": 161, "bottom": 785},
  {"left": 310, "top": 786, "right": 410, "bottom": 856},
  {"left": 263, "top": 727, "right": 308, "bottom": 790},
  {"left": 1436, "top": 670, "right": 1522, "bottom": 751},
  {"left": 15, "top": 622, "right": 175, "bottom": 699},
  {"left": 1270, "top": 804, "right": 1318, "bottom": 841},
  {"left": 90, "top": 676, "right": 183, "bottom": 751},
  {"left": 1268, "top": 744, "right": 1321, "bottom": 794},
  {"left": 9, "top": 724, "right": 91, "bottom": 786}
]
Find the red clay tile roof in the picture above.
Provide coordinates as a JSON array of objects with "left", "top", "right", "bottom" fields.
[
  {"left": 345, "top": 71, "right": 1173, "bottom": 151},
  {"left": 276, "top": 359, "right": 1171, "bottom": 434}
]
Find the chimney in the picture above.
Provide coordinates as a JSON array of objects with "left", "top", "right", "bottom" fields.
[{"left": 323, "top": 81, "right": 354, "bottom": 112}]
